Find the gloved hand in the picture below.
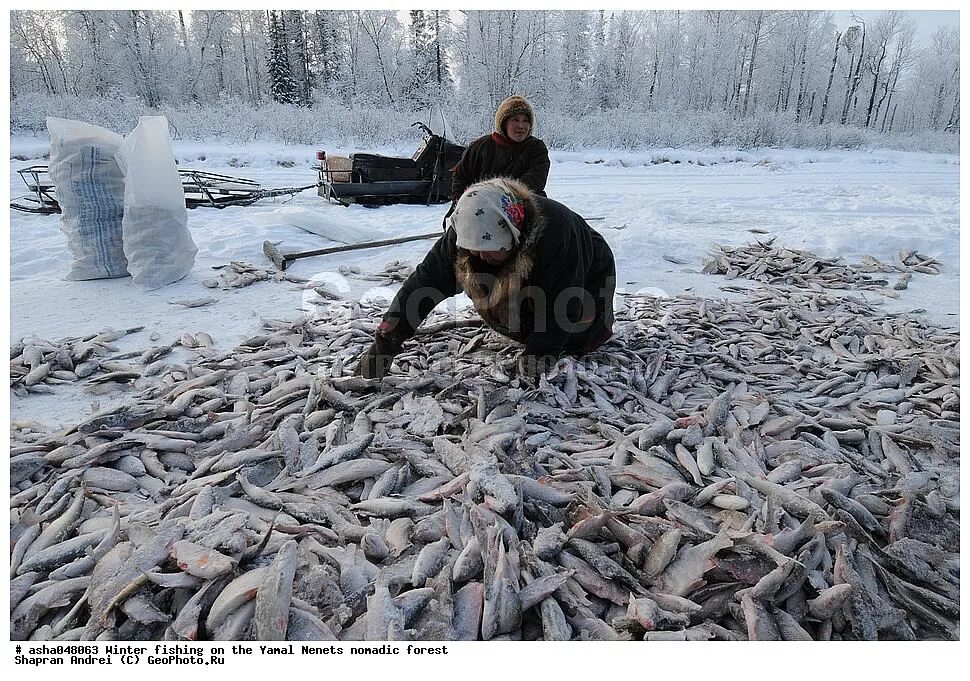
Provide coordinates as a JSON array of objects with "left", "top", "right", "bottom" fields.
[
  {"left": 355, "top": 323, "right": 406, "bottom": 379},
  {"left": 517, "top": 353, "right": 558, "bottom": 386}
]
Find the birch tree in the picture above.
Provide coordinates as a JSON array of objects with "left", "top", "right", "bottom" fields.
[
  {"left": 63, "top": 11, "right": 118, "bottom": 97},
  {"left": 11, "top": 10, "right": 73, "bottom": 95},
  {"left": 103, "top": 10, "right": 184, "bottom": 107},
  {"left": 356, "top": 10, "right": 401, "bottom": 105},
  {"left": 920, "top": 26, "right": 960, "bottom": 132},
  {"left": 840, "top": 19, "right": 867, "bottom": 124},
  {"left": 740, "top": 10, "right": 775, "bottom": 117},
  {"left": 818, "top": 29, "right": 842, "bottom": 124},
  {"left": 874, "top": 21, "right": 916, "bottom": 132},
  {"left": 457, "top": 10, "right": 547, "bottom": 110},
  {"left": 863, "top": 11, "right": 915, "bottom": 128}
]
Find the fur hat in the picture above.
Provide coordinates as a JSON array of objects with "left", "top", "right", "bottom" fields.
[
  {"left": 494, "top": 95, "right": 535, "bottom": 136},
  {"left": 449, "top": 178, "right": 527, "bottom": 252}
]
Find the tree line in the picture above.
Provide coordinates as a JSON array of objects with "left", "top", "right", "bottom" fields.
[{"left": 10, "top": 9, "right": 960, "bottom": 139}]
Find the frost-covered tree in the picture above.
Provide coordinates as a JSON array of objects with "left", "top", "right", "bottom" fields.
[
  {"left": 11, "top": 10, "right": 75, "bottom": 96},
  {"left": 107, "top": 10, "right": 183, "bottom": 107},
  {"left": 555, "top": 11, "right": 594, "bottom": 112},
  {"left": 410, "top": 9, "right": 434, "bottom": 79},
  {"left": 929, "top": 28, "right": 961, "bottom": 132},
  {"left": 186, "top": 11, "right": 234, "bottom": 102},
  {"left": 560, "top": 12, "right": 592, "bottom": 91},
  {"left": 283, "top": 10, "right": 313, "bottom": 106},
  {"left": 818, "top": 27, "right": 842, "bottom": 124},
  {"left": 456, "top": 10, "right": 547, "bottom": 111},
  {"left": 404, "top": 9, "right": 453, "bottom": 105},
  {"left": 266, "top": 10, "right": 299, "bottom": 105},
  {"left": 901, "top": 26, "right": 960, "bottom": 133},
  {"left": 739, "top": 10, "right": 778, "bottom": 117},
  {"left": 311, "top": 10, "right": 344, "bottom": 95},
  {"left": 840, "top": 20, "right": 867, "bottom": 124},
  {"left": 863, "top": 11, "right": 916, "bottom": 128},
  {"left": 696, "top": 11, "right": 741, "bottom": 111},
  {"left": 405, "top": 10, "right": 431, "bottom": 97},
  {"left": 235, "top": 10, "right": 267, "bottom": 104},
  {"left": 347, "top": 10, "right": 406, "bottom": 105},
  {"left": 6, "top": 8, "right": 959, "bottom": 144},
  {"left": 590, "top": 11, "right": 611, "bottom": 109},
  {"left": 61, "top": 11, "right": 119, "bottom": 97}
]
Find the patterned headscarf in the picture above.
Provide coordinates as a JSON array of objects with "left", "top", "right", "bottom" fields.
[{"left": 449, "top": 180, "right": 525, "bottom": 252}]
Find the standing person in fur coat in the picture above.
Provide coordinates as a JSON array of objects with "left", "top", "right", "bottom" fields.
[
  {"left": 355, "top": 177, "right": 616, "bottom": 384},
  {"left": 441, "top": 95, "right": 551, "bottom": 229}
]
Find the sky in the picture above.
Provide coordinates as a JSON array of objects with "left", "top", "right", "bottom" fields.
[{"left": 831, "top": 9, "right": 959, "bottom": 45}]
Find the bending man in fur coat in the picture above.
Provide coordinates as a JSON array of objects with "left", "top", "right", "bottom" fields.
[{"left": 355, "top": 177, "right": 616, "bottom": 383}]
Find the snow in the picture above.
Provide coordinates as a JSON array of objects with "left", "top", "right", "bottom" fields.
[{"left": 6, "top": 135, "right": 960, "bottom": 430}]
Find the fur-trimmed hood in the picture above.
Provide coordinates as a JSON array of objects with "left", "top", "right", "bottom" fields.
[
  {"left": 494, "top": 95, "right": 535, "bottom": 136},
  {"left": 379, "top": 178, "right": 616, "bottom": 357},
  {"left": 454, "top": 178, "right": 545, "bottom": 334}
]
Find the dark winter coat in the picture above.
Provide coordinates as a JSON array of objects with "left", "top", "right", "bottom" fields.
[
  {"left": 383, "top": 179, "right": 615, "bottom": 359},
  {"left": 450, "top": 133, "right": 551, "bottom": 201}
]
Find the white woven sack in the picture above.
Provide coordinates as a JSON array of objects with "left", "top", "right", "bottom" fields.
[
  {"left": 46, "top": 117, "right": 129, "bottom": 280},
  {"left": 116, "top": 116, "right": 198, "bottom": 289}
]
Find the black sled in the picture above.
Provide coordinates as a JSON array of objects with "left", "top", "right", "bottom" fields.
[{"left": 316, "top": 122, "right": 464, "bottom": 207}]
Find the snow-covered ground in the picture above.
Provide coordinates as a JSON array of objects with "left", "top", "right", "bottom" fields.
[{"left": 7, "top": 136, "right": 960, "bottom": 429}]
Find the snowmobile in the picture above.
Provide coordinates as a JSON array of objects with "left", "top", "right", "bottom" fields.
[{"left": 316, "top": 122, "right": 464, "bottom": 207}]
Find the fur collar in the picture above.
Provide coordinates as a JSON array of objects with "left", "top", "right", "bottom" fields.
[
  {"left": 490, "top": 131, "right": 532, "bottom": 148},
  {"left": 454, "top": 178, "right": 545, "bottom": 317}
]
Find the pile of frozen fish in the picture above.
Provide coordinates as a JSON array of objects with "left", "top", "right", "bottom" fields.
[
  {"left": 10, "top": 326, "right": 150, "bottom": 397},
  {"left": 703, "top": 239, "right": 942, "bottom": 292},
  {"left": 10, "top": 282, "right": 959, "bottom": 641},
  {"left": 8, "top": 260, "right": 412, "bottom": 397}
]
